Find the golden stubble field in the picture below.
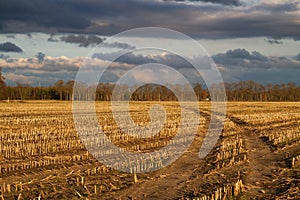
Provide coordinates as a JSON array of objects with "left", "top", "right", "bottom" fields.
[{"left": 0, "top": 101, "right": 299, "bottom": 199}]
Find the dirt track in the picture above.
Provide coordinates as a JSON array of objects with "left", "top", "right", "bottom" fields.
[{"left": 112, "top": 107, "right": 300, "bottom": 199}]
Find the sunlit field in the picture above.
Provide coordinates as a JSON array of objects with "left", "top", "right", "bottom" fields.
[{"left": 0, "top": 101, "right": 299, "bottom": 199}]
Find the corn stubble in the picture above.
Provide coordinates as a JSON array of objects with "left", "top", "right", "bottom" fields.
[{"left": 0, "top": 101, "right": 299, "bottom": 199}]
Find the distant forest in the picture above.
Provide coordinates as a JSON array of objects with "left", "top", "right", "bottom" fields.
[{"left": 1, "top": 68, "right": 300, "bottom": 101}]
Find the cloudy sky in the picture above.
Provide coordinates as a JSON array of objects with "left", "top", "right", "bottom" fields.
[{"left": 0, "top": 0, "right": 299, "bottom": 86}]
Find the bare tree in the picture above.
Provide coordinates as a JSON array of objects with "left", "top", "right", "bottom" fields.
[
  {"left": 55, "top": 80, "right": 64, "bottom": 100},
  {"left": 64, "top": 80, "right": 75, "bottom": 100},
  {"left": 0, "top": 67, "right": 6, "bottom": 100}
]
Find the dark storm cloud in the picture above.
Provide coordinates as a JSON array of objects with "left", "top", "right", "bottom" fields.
[
  {"left": 60, "top": 35, "right": 104, "bottom": 47},
  {"left": 0, "top": 42, "right": 23, "bottom": 52},
  {"left": 0, "top": 54, "right": 9, "bottom": 59},
  {"left": 191, "top": 12, "right": 300, "bottom": 39},
  {"left": 213, "top": 49, "right": 300, "bottom": 69},
  {"left": 92, "top": 51, "right": 205, "bottom": 85},
  {"left": 0, "top": 0, "right": 299, "bottom": 39},
  {"left": 163, "top": 0, "right": 241, "bottom": 6},
  {"left": 36, "top": 52, "right": 46, "bottom": 63},
  {"left": 93, "top": 51, "right": 194, "bottom": 69},
  {"left": 295, "top": 54, "right": 300, "bottom": 61},
  {"left": 251, "top": 2, "right": 298, "bottom": 13},
  {"left": 267, "top": 39, "right": 283, "bottom": 45},
  {"left": 93, "top": 52, "right": 156, "bottom": 65},
  {"left": 214, "top": 49, "right": 268, "bottom": 62},
  {"left": 0, "top": 0, "right": 91, "bottom": 32},
  {"left": 60, "top": 34, "right": 135, "bottom": 49},
  {"left": 211, "top": 49, "right": 300, "bottom": 84}
]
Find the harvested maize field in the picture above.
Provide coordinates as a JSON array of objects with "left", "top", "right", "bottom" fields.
[{"left": 0, "top": 101, "right": 299, "bottom": 199}]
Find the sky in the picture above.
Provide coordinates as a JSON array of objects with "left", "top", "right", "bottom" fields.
[{"left": 0, "top": 0, "right": 299, "bottom": 86}]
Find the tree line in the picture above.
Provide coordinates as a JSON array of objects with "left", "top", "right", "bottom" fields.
[{"left": 1, "top": 68, "right": 300, "bottom": 101}]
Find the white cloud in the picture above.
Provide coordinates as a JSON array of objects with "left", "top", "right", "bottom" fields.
[{"left": 5, "top": 73, "right": 54, "bottom": 85}]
